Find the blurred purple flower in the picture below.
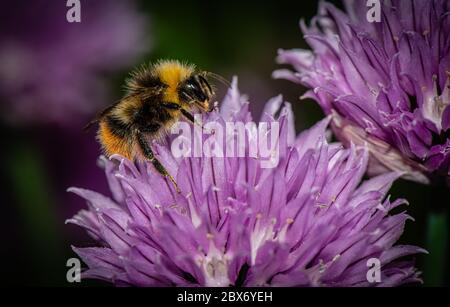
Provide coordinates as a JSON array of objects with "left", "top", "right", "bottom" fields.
[
  {"left": 68, "top": 79, "right": 424, "bottom": 286},
  {"left": 274, "top": 0, "right": 450, "bottom": 185},
  {"left": 0, "top": 0, "right": 150, "bottom": 126}
]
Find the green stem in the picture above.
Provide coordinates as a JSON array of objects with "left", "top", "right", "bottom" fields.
[
  {"left": 7, "top": 143, "right": 64, "bottom": 285},
  {"left": 423, "top": 183, "right": 449, "bottom": 286}
]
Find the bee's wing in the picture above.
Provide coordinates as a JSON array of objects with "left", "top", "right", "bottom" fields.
[{"left": 83, "top": 96, "right": 129, "bottom": 131}]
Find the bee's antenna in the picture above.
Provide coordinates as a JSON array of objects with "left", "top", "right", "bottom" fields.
[{"left": 203, "top": 71, "right": 231, "bottom": 88}]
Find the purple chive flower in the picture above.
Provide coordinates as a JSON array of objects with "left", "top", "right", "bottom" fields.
[
  {"left": 68, "top": 79, "right": 424, "bottom": 287},
  {"left": 274, "top": 0, "right": 450, "bottom": 185},
  {"left": 0, "top": 0, "right": 149, "bottom": 126}
]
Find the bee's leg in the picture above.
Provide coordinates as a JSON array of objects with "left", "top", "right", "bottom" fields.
[
  {"left": 180, "top": 108, "right": 195, "bottom": 123},
  {"left": 180, "top": 108, "right": 203, "bottom": 129},
  {"left": 163, "top": 102, "right": 201, "bottom": 128},
  {"left": 136, "top": 133, "right": 180, "bottom": 193},
  {"left": 164, "top": 102, "right": 182, "bottom": 110}
]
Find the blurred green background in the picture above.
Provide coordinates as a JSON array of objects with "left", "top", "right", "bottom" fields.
[{"left": 0, "top": 0, "right": 447, "bottom": 287}]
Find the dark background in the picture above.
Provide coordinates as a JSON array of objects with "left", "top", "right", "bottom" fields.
[{"left": 0, "top": 0, "right": 447, "bottom": 287}]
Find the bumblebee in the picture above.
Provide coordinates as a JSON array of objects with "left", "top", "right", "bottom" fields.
[{"left": 87, "top": 60, "right": 219, "bottom": 192}]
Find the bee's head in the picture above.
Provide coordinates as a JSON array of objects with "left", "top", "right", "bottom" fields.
[{"left": 178, "top": 74, "right": 214, "bottom": 112}]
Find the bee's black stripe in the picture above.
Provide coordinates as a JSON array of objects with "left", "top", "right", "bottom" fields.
[
  {"left": 134, "top": 102, "right": 171, "bottom": 134},
  {"left": 135, "top": 74, "right": 165, "bottom": 89},
  {"left": 106, "top": 116, "right": 132, "bottom": 138}
]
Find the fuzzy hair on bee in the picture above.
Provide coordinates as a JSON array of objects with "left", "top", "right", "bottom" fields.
[{"left": 88, "top": 59, "right": 223, "bottom": 192}]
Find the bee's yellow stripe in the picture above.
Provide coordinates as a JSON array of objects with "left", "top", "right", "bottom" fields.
[
  {"left": 98, "top": 121, "right": 132, "bottom": 159},
  {"left": 154, "top": 60, "right": 194, "bottom": 103}
]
